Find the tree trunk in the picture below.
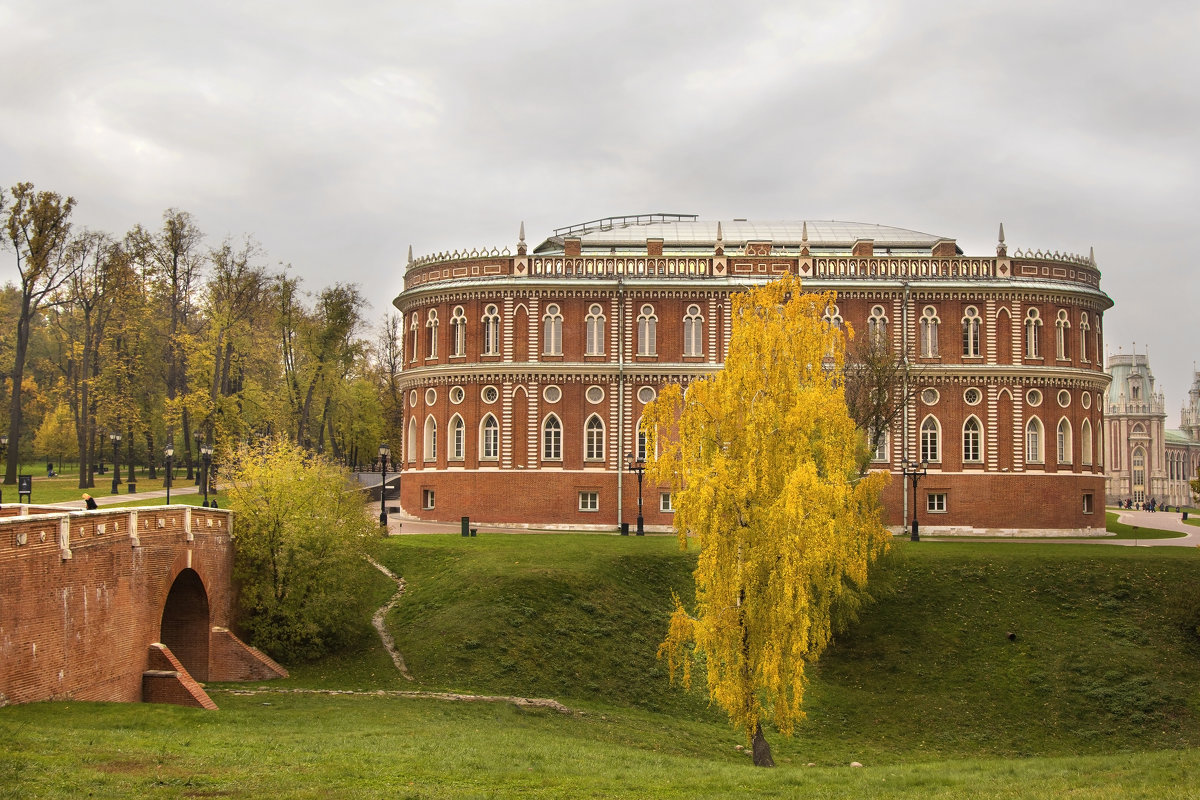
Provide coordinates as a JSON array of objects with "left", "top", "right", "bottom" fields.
[{"left": 751, "top": 722, "right": 775, "bottom": 767}]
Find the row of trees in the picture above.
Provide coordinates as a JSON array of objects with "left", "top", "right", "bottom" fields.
[{"left": 1, "top": 182, "right": 403, "bottom": 488}]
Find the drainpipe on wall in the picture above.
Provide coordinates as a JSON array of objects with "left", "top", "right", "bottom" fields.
[
  {"left": 617, "top": 277, "right": 625, "bottom": 529},
  {"left": 901, "top": 280, "right": 910, "bottom": 536}
]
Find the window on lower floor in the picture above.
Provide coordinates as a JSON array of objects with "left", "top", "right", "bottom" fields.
[
  {"left": 1082, "top": 493, "right": 1093, "bottom": 514},
  {"left": 660, "top": 492, "right": 674, "bottom": 513},
  {"left": 579, "top": 491, "right": 599, "bottom": 512},
  {"left": 927, "top": 493, "right": 947, "bottom": 513},
  {"left": 422, "top": 489, "right": 435, "bottom": 510}
]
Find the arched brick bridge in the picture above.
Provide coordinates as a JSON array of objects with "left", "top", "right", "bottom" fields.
[{"left": 0, "top": 503, "right": 286, "bottom": 709}]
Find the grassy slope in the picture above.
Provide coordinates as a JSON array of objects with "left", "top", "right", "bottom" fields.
[
  {"left": 373, "top": 536, "right": 1200, "bottom": 763},
  {"left": 5, "top": 534, "right": 1200, "bottom": 798}
]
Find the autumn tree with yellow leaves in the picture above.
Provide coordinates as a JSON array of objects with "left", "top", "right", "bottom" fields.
[{"left": 644, "top": 273, "right": 892, "bottom": 767}]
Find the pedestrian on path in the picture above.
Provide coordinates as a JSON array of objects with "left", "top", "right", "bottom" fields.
[{"left": 82, "top": 493, "right": 98, "bottom": 510}]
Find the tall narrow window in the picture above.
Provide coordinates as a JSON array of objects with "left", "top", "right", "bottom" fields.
[
  {"left": 961, "top": 306, "right": 981, "bottom": 357},
  {"left": 480, "top": 414, "right": 499, "bottom": 460},
  {"left": 637, "top": 304, "right": 657, "bottom": 356},
  {"left": 410, "top": 313, "right": 419, "bottom": 362},
  {"left": 407, "top": 417, "right": 417, "bottom": 462},
  {"left": 585, "top": 415, "right": 605, "bottom": 461},
  {"left": 920, "top": 416, "right": 940, "bottom": 463},
  {"left": 426, "top": 309, "right": 439, "bottom": 359},
  {"left": 636, "top": 416, "right": 648, "bottom": 462},
  {"left": 1079, "top": 313, "right": 1090, "bottom": 363},
  {"left": 585, "top": 303, "right": 605, "bottom": 355},
  {"left": 423, "top": 416, "right": 437, "bottom": 462},
  {"left": 543, "top": 303, "right": 563, "bottom": 355},
  {"left": 1055, "top": 310, "right": 1070, "bottom": 360},
  {"left": 963, "top": 416, "right": 982, "bottom": 463},
  {"left": 1025, "top": 308, "right": 1042, "bottom": 358},
  {"left": 683, "top": 304, "right": 704, "bottom": 356},
  {"left": 1132, "top": 447, "right": 1146, "bottom": 495},
  {"left": 920, "top": 306, "right": 939, "bottom": 357},
  {"left": 542, "top": 415, "right": 562, "bottom": 460},
  {"left": 482, "top": 304, "right": 500, "bottom": 356},
  {"left": 450, "top": 414, "right": 465, "bottom": 460},
  {"left": 1026, "top": 417, "right": 1043, "bottom": 464},
  {"left": 1081, "top": 418, "right": 1093, "bottom": 466},
  {"left": 451, "top": 306, "right": 466, "bottom": 357},
  {"left": 868, "top": 305, "right": 888, "bottom": 346},
  {"left": 1057, "top": 418, "right": 1072, "bottom": 463}
]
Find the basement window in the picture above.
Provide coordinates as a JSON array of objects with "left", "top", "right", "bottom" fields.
[
  {"left": 1082, "top": 493, "right": 1093, "bottom": 514},
  {"left": 422, "top": 489, "right": 435, "bottom": 510},
  {"left": 578, "top": 491, "right": 599, "bottom": 512},
  {"left": 927, "top": 493, "right": 947, "bottom": 513}
]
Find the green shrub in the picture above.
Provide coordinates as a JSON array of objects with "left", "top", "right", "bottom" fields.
[{"left": 225, "top": 437, "right": 378, "bottom": 661}]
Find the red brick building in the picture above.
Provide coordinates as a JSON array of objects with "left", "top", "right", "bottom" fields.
[{"left": 393, "top": 215, "right": 1113, "bottom": 535}]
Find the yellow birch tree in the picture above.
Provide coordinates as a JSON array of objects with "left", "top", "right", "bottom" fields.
[{"left": 645, "top": 273, "right": 892, "bottom": 766}]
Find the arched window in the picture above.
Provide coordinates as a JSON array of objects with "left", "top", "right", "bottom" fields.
[
  {"left": 407, "top": 417, "right": 417, "bottom": 462},
  {"left": 426, "top": 309, "right": 439, "bottom": 359},
  {"left": 410, "top": 313, "right": 419, "bottom": 362},
  {"left": 920, "top": 416, "right": 940, "bottom": 463},
  {"left": 1131, "top": 382, "right": 1141, "bottom": 401},
  {"left": 481, "top": 304, "right": 501, "bottom": 356},
  {"left": 451, "top": 306, "right": 466, "bottom": 357},
  {"left": 449, "top": 414, "right": 465, "bottom": 460},
  {"left": 919, "top": 306, "right": 939, "bottom": 358},
  {"left": 585, "top": 303, "right": 605, "bottom": 356},
  {"left": 1024, "top": 308, "right": 1042, "bottom": 358},
  {"left": 1132, "top": 446, "right": 1146, "bottom": 495},
  {"left": 1081, "top": 418, "right": 1093, "bottom": 466},
  {"left": 1079, "top": 313, "right": 1090, "bottom": 363},
  {"left": 542, "top": 415, "right": 562, "bottom": 461},
  {"left": 1026, "top": 417, "right": 1043, "bottom": 464},
  {"left": 1055, "top": 310, "right": 1070, "bottom": 360},
  {"left": 871, "top": 427, "right": 889, "bottom": 462},
  {"left": 480, "top": 414, "right": 499, "bottom": 460},
  {"left": 962, "top": 416, "right": 982, "bottom": 463},
  {"left": 543, "top": 303, "right": 563, "bottom": 355},
  {"left": 585, "top": 415, "right": 605, "bottom": 461},
  {"left": 961, "top": 306, "right": 981, "bottom": 358},
  {"left": 868, "top": 305, "right": 888, "bottom": 346},
  {"left": 637, "top": 304, "right": 657, "bottom": 356},
  {"left": 1057, "top": 418, "right": 1072, "bottom": 463},
  {"left": 423, "top": 415, "right": 437, "bottom": 462},
  {"left": 683, "top": 304, "right": 704, "bottom": 357},
  {"left": 636, "top": 416, "right": 648, "bottom": 461}
]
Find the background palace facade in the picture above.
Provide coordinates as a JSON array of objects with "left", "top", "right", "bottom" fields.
[
  {"left": 392, "top": 215, "right": 1113, "bottom": 535},
  {"left": 1104, "top": 353, "right": 1200, "bottom": 508}
]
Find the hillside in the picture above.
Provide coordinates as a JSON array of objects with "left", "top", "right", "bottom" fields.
[{"left": 372, "top": 535, "right": 1200, "bottom": 763}]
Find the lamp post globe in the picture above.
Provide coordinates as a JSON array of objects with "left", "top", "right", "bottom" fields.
[{"left": 378, "top": 443, "right": 391, "bottom": 528}]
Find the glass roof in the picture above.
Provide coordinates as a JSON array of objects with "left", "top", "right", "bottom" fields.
[{"left": 535, "top": 219, "right": 949, "bottom": 251}]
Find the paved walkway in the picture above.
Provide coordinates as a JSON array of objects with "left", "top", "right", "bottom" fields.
[{"left": 919, "top": 508, "right": 1200, "bottom": 548}]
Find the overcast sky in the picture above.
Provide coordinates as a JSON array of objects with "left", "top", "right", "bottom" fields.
[{"left": 3, "top": 0, "right": 1198, "bottom": 416}]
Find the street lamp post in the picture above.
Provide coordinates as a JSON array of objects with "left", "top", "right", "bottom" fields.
[
  {"left": 902, "top": 458, "right": 928, "bottom": 541},
  {"left": 194, "top": 432, "right": 203, "bottom": 485},
  {"left": 200, "top": 442, "right": 213, "bottom": 507},
  {"left": 165, "top": 442, "right": 174, "bottom": 504},
  {"left": 109, "top": 432, "right": 122, "bottom": 494},
  {"left": 625, "top": 452, "right": 646, "bottom": 536},
  {"left": 378, "top": 443, "right": 390, "bottom": 528}
]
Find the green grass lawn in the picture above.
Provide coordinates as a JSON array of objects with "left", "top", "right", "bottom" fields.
[{"left": 5, "top": 535, "right": 1200, "bottom": 798}]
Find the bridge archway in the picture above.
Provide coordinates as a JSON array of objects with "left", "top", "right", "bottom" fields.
[{"left": 160, "top": 568, "right": 210, "bottom": 681}]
